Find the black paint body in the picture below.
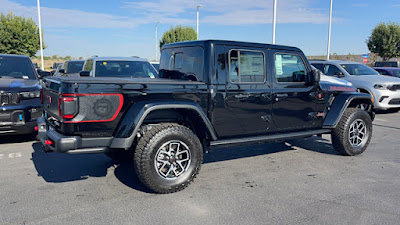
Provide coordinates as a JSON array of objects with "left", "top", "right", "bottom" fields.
[{"left": 39, "top": 40, "right": 373, "bottom": 152}]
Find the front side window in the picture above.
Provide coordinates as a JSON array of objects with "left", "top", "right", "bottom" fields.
[
  {"left": 229, "top": 50, "right": 265, "bottom": 83},
  {"left": 0, "top": 57, "right": 36, "bottom": 80},
  {"left": 274, "top": 53, "right": 307, "bottom": 82},
  {"left": 340, "top": 64, "right": 378, "bottom": 75},
  {"left": 159, "top": 46, "right": 204, "bottom": 82},
  {"left": 95, "top": 61, "right": 157, "bottom": 78}
]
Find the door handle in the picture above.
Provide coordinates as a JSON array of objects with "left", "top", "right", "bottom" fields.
[
  {"left": 235, "top": 94, "right": 250, "bottom": 99},
  {"left": 276, "top": 93, "right": 288, "bottom": 97}
]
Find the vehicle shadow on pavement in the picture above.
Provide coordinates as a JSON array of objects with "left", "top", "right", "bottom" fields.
[
  {"left": 0, "top": 134, "right": 36, "bottom": 144},
  {"left": 113, "top": 163, "right": 153, "bottom": 193},
  {"left": 204, "top": 136, "right": 339, "bottom": 164},
  {"left": 31, "top": 142, "right": 151, "bottom": 192},
  {"left": 31, "top": 142, "right": 114, "bottom": 183}
]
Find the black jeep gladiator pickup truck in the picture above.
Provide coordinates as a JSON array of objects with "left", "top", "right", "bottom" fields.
[{"left": 38, "top": 40, "right": 374, "bottom": 193}]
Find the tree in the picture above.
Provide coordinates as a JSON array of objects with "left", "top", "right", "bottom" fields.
[
  {"left": 367, "top": 22, "right": 400, "bottom": 61},
  {"left": 159, "top": 26, "right": 197, "bottom": 50},
  {"left": 0, "top": 12, "right": 45, "bottom": 57}
]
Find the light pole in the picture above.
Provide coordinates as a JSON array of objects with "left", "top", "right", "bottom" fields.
[
  {"left": 36, "top": 0, "right": 44, "bottom": 70},
  {"left": 155, "top": 21, "right": 159, "bottom": 62},
  {"left": 272, "top": 0, "right": 277, "bottom": 44},
  {"left": 196, "top": 5, "right": 202, "bottom": 40},
  {"left": 326, "top": 0, "right": 333, "bottom": 60}
]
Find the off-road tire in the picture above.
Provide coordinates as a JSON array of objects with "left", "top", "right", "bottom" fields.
[
  {"left": 331, "top": 108, "right": 372, "bottom": 156},
  {"left": 134, "top": 123, "right": 203, "bottom": 193}
]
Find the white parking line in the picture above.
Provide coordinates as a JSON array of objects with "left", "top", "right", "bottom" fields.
[
  {"left": 0, "top": 152, "right": 22, "bottom": 160},
  {"left": 375, "top": 119, "right": 387, "bottom": 122}
]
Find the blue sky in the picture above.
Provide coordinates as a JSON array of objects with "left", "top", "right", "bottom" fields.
[{"left": 1, "top": 0, "right": 400, "bottom": 60}]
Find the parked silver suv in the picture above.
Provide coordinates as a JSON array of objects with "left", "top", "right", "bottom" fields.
[{"left": 310, "top": 60, "right": 400, "bottom": 110}]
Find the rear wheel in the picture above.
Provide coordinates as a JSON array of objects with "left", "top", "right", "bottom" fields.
[
  {"left": 331, "top": 108, "right": 372, "bottom": 156},
  {"left": 134, "top": 123, "right": 203, "bottom": 193}
]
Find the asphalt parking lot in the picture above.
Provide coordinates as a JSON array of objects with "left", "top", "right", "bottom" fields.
[{"left": 0, "top": 111, "right": 400, "bottom": 225}]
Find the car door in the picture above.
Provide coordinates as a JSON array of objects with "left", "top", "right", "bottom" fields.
[
  {"left": 211, "top": 45, "right": 274, "bottom": 138},
  {"left": 271, "top": 51, "right": 325, "bottom": 131}
]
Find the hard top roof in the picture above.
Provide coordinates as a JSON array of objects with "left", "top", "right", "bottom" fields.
[{"left": 163, "top": 39, "right": 302, "bottom": 52}]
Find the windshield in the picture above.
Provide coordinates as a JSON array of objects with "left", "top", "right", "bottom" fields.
[
  {"left": 0, "top": 56, "right": 36, "bottom": 79},
  {"left": 340, "top": 64, "right": 379, "bottom": 75},
  {"left": 390, "top": 70, "right": 400, "bottom": 78},
  {"left": 66, "top": 61, "right": 84, "bottom": 73},
  {"left": 95, "top": 61, "right": 158, "bottom": 78}
]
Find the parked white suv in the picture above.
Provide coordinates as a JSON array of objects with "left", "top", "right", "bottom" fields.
[{"left": 310, "top": 60, "right": 400, "bottom": 110}]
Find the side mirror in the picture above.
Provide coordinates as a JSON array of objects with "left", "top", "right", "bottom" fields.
[
  {"left": 59, "top": 69, "right": 65, "bottom": 73},
  {"left": 38, "top": 70, "right": 51, "bottom": 79},
  {"left": 79, "top": 70, "right": 90, "bottom": 77},
  {"left": 306, "top": 70, "right": 321, "bottom": 86}
]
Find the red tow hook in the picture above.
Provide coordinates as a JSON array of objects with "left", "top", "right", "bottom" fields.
[
  {"left": 34, "top": 126, "right": 38, "bottom": 131},
  {"left": 45, "top": 140, "right": 53, "bottom": 145}
]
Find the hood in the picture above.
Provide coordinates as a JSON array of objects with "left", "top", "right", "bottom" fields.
[
  {"left": 320, "top": 74, "right": 352, "bottom": 86},
  {"left": 347, "top": 74, "right": 400, "bottom": 85},
  {"left": 0, "top": 78, "right": 40, "bottom": 92}
]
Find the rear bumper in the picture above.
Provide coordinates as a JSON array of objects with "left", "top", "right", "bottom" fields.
[{"left": 37, "top": 117, "right": 112, "bottom": 153}]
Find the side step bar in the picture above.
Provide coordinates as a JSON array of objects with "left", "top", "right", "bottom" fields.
[{"left": 210, "top": 129, "right": 330, "bottom": 147}]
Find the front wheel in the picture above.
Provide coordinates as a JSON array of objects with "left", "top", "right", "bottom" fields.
[
  {"left": 331, "top": 108, "right": 372, "bottom": 156},
  {"left": 134, "top": 123, "right": 203, "bottom": 193}
]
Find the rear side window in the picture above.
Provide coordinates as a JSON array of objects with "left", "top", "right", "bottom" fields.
[
  {"left": 159, "top": 46, "right": 204, "bottom": 82},
  {"left": 229, "top": 50, "right": 265, "bottom": 83},
  {"left": 274, "top": 53, "right": 307, "bottom": 82},
  {"left": 312, "top": 63, "right": 324, "bottom": 72},
  {"left": 0, "top": 56, "right": 36, "bottom": 80}
]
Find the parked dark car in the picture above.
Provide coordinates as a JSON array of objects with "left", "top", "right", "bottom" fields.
[
  {"left": 374, "top": 61, "right": 400, "bottom": 67},
  {"left": 56, "top": 60, "right": 84, "bottom": 77},
  {"left": 0, "top": 54, "right": 42, "bottom": 135},
  {"left": 374, "top": 67, "right": 400, "bottom": 78},
  {"left": 38, "top": 40, "right": 374, "bottom": 193}
]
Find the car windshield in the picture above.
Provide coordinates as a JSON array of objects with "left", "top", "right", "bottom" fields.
[
  {"left": 67, "top": 61, "right": 84, "bottom": 73},
  {"left": 95, "top": 61, "right": 158, "bottom": 78},
  {"left": 340, "top": 64, "right": 379, "bottom": 75},
  {"left": 0, "top": 56, "right": 36, "bottom": 79},
  {"left": 390, "top": 70, "right": 400, "bottom": 78}
]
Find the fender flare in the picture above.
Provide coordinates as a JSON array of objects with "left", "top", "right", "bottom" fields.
[
  {"left": 322, "top": 92, "right": 373, "bottom": 128},
  {"left": 110, "top": 100, "right": 218, "bottom": 149}
]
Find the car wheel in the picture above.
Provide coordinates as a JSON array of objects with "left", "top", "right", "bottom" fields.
[
  {"left": 331, "top": 108, "right": 372, "bottom": 156},
  {"left": 134, "top": 123, "right": 203, "bottom": 193}
]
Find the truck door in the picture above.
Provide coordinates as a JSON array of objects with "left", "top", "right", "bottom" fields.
[
  {"left": 211, "top": 45, "right": 274, "bottom": 138},
  {"left": 270, "top": 51, "right": 324, "bottom": 131}
]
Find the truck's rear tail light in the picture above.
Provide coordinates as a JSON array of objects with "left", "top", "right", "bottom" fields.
[
  {"left": 40, "top": 89, "right": 43, "bottom": 104},
  {"left": 58, "top": 96, "right": 78, "bottom": 119}
]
